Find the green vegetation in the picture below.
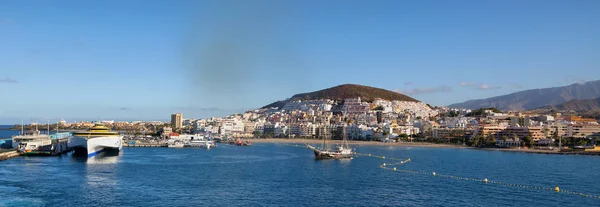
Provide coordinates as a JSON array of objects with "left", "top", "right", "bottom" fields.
[
  {"left": 445, "top": 110, "right": 460, "bottom": 117},
  {"left": 465, "top": 134, "right": 499, "bottom": 147},
  {"left": 521, "top": 136, "right": 534, "bottom": 148},
  {"left": 372, "top": 106, "right": 384, "bottom": 111},
  {"left": 466, "top": 107, "right": 501, "bottom": 117},
  {"left": 485, "top": 135, "right": 497, "bottom": 147}
]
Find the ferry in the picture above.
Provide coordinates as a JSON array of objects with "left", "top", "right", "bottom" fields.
[
  {"left": 68, "top": 124, "right": 123, "bottom": 157},
  {"left": 12, "top": 130, "right": 52, "bottom": 153}
]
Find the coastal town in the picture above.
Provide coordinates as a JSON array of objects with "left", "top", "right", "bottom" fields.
[{"left": 6, "top": 97, "right": 600, "bottom": 153}]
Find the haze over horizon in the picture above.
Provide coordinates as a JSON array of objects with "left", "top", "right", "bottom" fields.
[{"left": 1, "top": 0, "right": 599, "bottom": 124}]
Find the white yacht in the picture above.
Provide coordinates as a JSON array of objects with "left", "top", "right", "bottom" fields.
[
  {"left": 189, "top": 140, "right": 216, "bottom": 149},
  {"left": 68, "top": 124, "right": 123, "bottom": 157},
  {"left": 167, "top": 140, "right": 185, "bottom": 148}
]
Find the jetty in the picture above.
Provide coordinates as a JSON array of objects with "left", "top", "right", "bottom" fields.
[
  {"left": 124, "top": 142, "right": 167, "bottom": 147},
  {"left": 0, "top": 149, "right": 19, "bottom": 161}
]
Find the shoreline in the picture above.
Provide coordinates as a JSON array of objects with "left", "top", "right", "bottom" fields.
[
  {"left": 249, "top": 138, "right": 455, "bottom": 147},
  {"left": 248, "top": 139, "right": 600, "bottom": 156}
]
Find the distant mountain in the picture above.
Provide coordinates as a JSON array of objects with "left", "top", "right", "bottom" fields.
[
  {"left": 449, "top": 80, "right": 600, "bottom": 111},
  {"left": 540, "top": 97, "right": 600, "bottom": 111},
  {"left": 262, "top": 84, "right": 419, "bottom": 109}
]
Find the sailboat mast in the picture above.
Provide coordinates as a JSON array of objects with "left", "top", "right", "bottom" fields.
[
  {"left": 343, "top": 123, "right": 350, "bottom": 148},
  {"left": 21, "top": 120, "right": 24, "bottom": 135},
  {"left": 47, "top": 120, "right": 50, "bottom": 135},
  {"left": 323, "top": 125, "right": 327, "bottom": 149}
]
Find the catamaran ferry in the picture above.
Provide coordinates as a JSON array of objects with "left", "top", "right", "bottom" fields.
[{"left": 68, "top": 124, "right": 123, "bottom": 157}]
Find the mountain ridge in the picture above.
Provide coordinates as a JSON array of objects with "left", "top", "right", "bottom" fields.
[{"left": 448, "top": 80, "right": 600, "bottom": 111}]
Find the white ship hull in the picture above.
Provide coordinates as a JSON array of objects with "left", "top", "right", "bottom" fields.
[
  {"left": 168, "top": 143, "right": 185, "bottom": 148},
  {"left": 188, "top": 140, "right": 216, "bottom": 149},
  {"left": 69, "top": 135, "right": 123, "bottom": 157}
]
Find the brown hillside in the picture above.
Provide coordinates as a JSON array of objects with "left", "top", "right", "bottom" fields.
[{"left": 262, "top": 84, "right": 419, "bottom": 109}]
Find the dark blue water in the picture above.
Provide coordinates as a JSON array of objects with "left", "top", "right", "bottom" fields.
[
  {"left": 0, "top": 126, "right": 19, "bottom": 139},
  {"left": 1, "top": 143, "right": 599, "bottom": 206}
]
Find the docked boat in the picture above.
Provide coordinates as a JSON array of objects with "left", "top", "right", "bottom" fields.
[
  {"left": 189, "top": 140, "right": 216, "bottom": 149},
  {"left": 167, "top": 134, "right": 216, "bottom": 149},
  {"left": 68, "top": 124, "right": 123, "bottom": 157},
  {"left": 234, "top": 138, "right": 252, "bottom": 146},
  {"left": 307, "top": 125, "right": 352, "bottom": 160},
  {"left": 11, "top": 121, "right": 72, "bottom": 155},
  {"left": 12, "top": 130, "right": 52, "bottom": 153},
  {"left": 168, "top": 141, "right": 185, "bottom": 148}
]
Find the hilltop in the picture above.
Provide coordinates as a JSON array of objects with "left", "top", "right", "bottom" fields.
[
  {"left": 449, "top": 80, "right": 600, "bottom": 111},
  {"left": 262, "top": 84, "right": 419, "bottom": 109}
]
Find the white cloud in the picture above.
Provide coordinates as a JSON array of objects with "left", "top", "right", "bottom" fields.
[
  {"left": 459, "top": 82, "right": 476, "bottom": 86},
  {"left": 477, "top": 84, "right": 501, "bottom": 90},
  {"left": 459, "top": 81, "right": 501, "bottom": 90}
]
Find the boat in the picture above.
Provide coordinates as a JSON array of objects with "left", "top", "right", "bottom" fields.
[
  {"left": 12, "top": 130, "right": 52, "bottom": 154},
  {"left": 234, "top": 138, "right": 252, "bottom": 146},
  {"left": 168, "top": 141, "right": 185, "bottom": 148},
  {"left": 307, "top": 124, "right": 352, "bottom": 160},
  {"left": 68, "top": 123, "right": 123, "bottom": 157},
  {"left": 11, "top": 121, "right": 72, "bottom": 155},
  {"left": 188, "top": 140, "right": 216, "bottom": 149},
  {"left": 167, "top": 134, "right": 216, "bottom": 149}
]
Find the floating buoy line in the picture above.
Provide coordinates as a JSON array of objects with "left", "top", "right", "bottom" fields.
[{"left": 279, "top": 143, "right": 600, "bottom": 201}]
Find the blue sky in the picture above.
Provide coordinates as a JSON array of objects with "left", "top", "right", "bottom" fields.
[{"left": 1, "top": 0, "right": 599, "bottom": 124}]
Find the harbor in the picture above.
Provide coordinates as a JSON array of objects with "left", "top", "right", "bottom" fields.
[{"left": 2, "top": 143, "right": 600, "bottom": 206}]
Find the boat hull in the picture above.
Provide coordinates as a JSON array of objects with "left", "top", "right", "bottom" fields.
[
  {"left": 69, "top": 136, "right": 123, "bottom": 157},
  {"left": 188, "top": 141, "right": 215, "bottom": 149},
  {"left": 313, "top": 150, "right": 353, "bottom": 160},
  {"left": 308, "top": 145, "right": 352, "bottom": 160},
  {"left": 168, "top": 143, "right": 185, "bottom": 148}
]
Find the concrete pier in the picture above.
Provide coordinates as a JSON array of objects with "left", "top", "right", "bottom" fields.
[
  {"left": 124, "top": 143, "right": 167, "bottom": 147},
  {"left": 0, "top": 150, "right": 20, "bottom": 161}
]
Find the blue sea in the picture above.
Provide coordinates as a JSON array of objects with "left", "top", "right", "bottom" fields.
[
  {"left": 0, "top": 125, "right": 19, "bottom": 138},
  {"left": 1, "top": 143, "right": 599, "bottom": 206}
]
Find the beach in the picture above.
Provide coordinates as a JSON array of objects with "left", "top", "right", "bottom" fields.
[
  {"left": 248, "top": 138, "right": 600, "bottom": 155},
  {"left": 249, "top": 138, "right": 465, "bottom": 148}
]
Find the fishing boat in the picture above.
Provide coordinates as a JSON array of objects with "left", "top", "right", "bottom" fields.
[
  {"left": 68, "top": 123, "right": 123, "bottom": 157},
  {"left": 307, "top": 125, "right": 352, "bottom": 160}
]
